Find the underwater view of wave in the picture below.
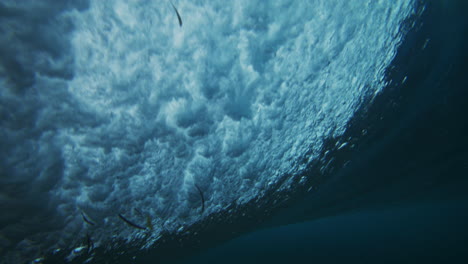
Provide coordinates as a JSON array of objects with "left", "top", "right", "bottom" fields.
[{"left": 0, "top": 0, "right": 446, "bottom": 263}]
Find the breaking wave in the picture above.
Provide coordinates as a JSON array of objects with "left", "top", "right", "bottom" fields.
[{"left": 0, "top": 0, "right": 417, "bottom": 262}]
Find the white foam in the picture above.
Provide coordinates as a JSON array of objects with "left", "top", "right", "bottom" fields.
[{"left": 0, "top": 0, "right": 417, "bottom": 258}]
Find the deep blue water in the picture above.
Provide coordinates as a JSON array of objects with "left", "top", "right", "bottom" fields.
[
  {"left": 183, "top": 0, "right": 468, "bottom": 263},
  {"left": 1, "top": 0, "right": 467, "bottom": 263},
  {"left": 186, "top": 201, "right": 468, "bottom": 263}
]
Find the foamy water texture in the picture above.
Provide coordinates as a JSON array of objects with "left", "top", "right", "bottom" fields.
[{"left": 0, "top": 0, "right": 415, "bottom": 261}]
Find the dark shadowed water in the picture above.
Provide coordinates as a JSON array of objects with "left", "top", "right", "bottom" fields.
[{"left": 182, "top": 0, "right": 468, "bottom": 263}]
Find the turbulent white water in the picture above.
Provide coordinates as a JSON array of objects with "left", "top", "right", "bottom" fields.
[{"left": 0, "top": 0, "right": 415, "bottom": 261}]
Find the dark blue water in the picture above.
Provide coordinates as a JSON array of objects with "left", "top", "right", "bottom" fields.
[
  {"left": 181, "top": 0, "right": 468, "bottom": 263},
  {"left": 186, "top": 201, "right": 468, "bottom": 263}
]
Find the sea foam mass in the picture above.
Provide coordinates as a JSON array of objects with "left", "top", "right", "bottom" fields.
[{"left": 0, "top": 0, "right": 417, "bottom": 262}]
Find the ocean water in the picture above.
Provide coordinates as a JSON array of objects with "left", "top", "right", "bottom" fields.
[{"left": 0, "top": 0, "right": 467, "bottom": 263}]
